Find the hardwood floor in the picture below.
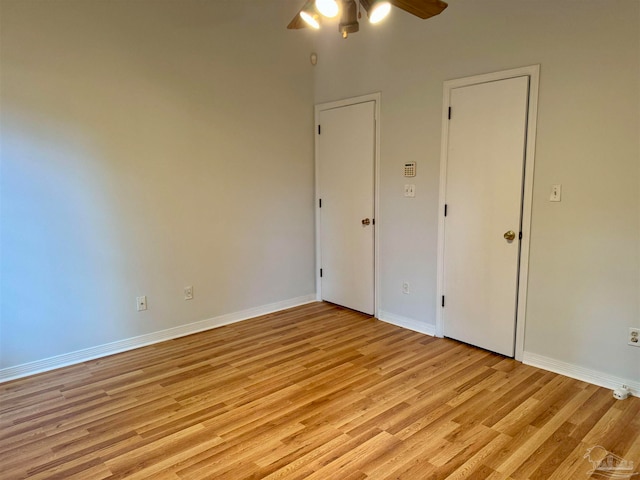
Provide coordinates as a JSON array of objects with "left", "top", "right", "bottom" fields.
[{"left": 1, "top": 302, "right": 638, "bottom": 479}]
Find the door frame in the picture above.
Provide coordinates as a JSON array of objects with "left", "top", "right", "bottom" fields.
[
  {"left": 436, "top": 66, "right": 540, "bottom": 361},
  {"left": 315, "top": 93, "right": 381, "bottom": 316}
]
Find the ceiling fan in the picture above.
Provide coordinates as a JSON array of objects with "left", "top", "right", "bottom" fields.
[{"left": 287, "top": 0, "right": 448, "bottom": 38}]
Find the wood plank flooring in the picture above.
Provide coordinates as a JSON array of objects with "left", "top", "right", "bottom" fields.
[{"left": 1, "top": 302, "right": 638, "bottom": 479}]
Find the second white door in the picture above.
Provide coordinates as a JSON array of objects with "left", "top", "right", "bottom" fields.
[
  {"left": 442, "top": 76, "right": 530, "bottom": 356},
  {"left": 317, "top": 101, "right": 375, "bottom": 315}
]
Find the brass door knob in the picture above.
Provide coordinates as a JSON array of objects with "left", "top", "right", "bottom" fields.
[
  {"left": 362, "top": 218, "right": 371, "bottom": 226},
  {"left": 504, "top": 230, "right": 516, "bottom": 241}
]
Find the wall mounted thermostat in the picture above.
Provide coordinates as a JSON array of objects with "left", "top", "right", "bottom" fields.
[{"left": 404, "top": 162, "right": 416, "bottom": 177}]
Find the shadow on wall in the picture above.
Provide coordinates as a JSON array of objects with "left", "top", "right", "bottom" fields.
[{"left": 0, "top": 111, "right": 135, "bottom": 368}]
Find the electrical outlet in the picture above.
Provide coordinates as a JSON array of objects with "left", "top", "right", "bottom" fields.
[
  {"left": 629, "top": 327, "right": 640, "bottom": 347},
  {"left": 402, "top": 282, "right": 410, "bottom": 294},
  {"left": 184, "top": 286, "right": 193, "bottom": 300},
  {"left": 136, "top": 295, "right": 147, "bottom": 311}
]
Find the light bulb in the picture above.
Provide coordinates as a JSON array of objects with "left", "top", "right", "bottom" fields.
[
  {"left": 369, "top": 1, "right": 391, "bottom": 24},
  {"left": 300, "top": 11, "right": 321, "bottom": 29},
  {"left": 316, "top": 0, "right": 339, "bottom": 18}
]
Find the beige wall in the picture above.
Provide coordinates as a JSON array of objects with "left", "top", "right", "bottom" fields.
[
  {"left": 313, "top": 0, "right": 639, "bottom": 382},
  {"left": 0, "top": 0, "right": 316, "bottom": 367},
  {"left": 2, "top": 0, "right": 638, "bottom": 387}
]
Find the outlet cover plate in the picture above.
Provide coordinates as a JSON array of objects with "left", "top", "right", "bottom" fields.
[
  {"left": 629, "top": 327, "right": 640, "bottom": 347},
  {"left": 136, "top": 295, "right": 147, "bottom": 311}
]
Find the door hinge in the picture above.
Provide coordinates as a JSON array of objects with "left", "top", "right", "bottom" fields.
[
  {"left": 319, "top": 198, "right": 322, "bottom": 208},
  {"left": 320, "top": 268, "right": 323, "bottom": 277},
  {"left": 444, "top": 204, "right": 448, "bottom": 217},
  {"left": 442, "top": 295, "right": 445, "bottom": 307},
  {"left": 318, "top": 125, "right": 321, "bottom": 135},
  {"left": 448, "top": 107, "right": 452, "bottom": 120}
]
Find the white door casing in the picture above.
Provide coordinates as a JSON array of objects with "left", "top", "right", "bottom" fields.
[
  {"left": 436, "top": 66, "right": 540, "bottom": 360},
  {"left": 315, "top": 95, "right": 380, "bottom": 315}
]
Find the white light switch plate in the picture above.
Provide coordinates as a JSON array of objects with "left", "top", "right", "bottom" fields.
[
  {"left": 550, "top": 184, "right": 562, "bottom": 202},
  {"left": 404, "top": 184, "right": 415, "bottom": 198}
]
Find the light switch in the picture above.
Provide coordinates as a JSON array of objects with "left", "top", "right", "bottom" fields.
[
  {"left": 404, "top": 184, "right": 415, "bottom": 198},
  {"left": 550, "top": 184, "right": 562, "bottom": 202}
]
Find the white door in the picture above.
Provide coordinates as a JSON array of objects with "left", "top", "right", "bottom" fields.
[
  {"left": 318, "top": 101, "right": 375, "bottom": 315},
  {"left": 442, "top": 76, "right": 529, "bottom": 356}
]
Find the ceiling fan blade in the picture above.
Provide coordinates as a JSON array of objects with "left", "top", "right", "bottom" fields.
[
  {"left": 389, "top": 0, "right": 448, "bottom": 19},
  {"left": 287, "top": 0, "right": 314, "bottom": 29}
]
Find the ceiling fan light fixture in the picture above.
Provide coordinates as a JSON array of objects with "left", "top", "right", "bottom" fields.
[
  {"left": 287, "top": 0, "right": 448, "bottom": 34},
  {"left": 315, "top": 0, "right": 339, "bottom": 18},
  {"left": 368, "top": 0, "right": 391, "bottom": 24},
  {"left": 300, "top": 10, "right": 321, "bottom": 29},
  {"left": 339, "top": 0, "right": 359, "bottom": 38}
]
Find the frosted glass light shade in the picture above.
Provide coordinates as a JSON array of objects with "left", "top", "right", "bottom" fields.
[
  {"left": 316, "top": 0, "right": 339, "bottom": 18},
  {"left": 300, "top": 11, "right": 321, "bottom": 29},
  {"left": 369, "top": 1, "right": 391, "bottom": 23}
]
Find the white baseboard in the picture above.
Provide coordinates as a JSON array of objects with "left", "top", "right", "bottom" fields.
[
  {"left": 377, "top": 310, "right": 436, "bottom": 337},
  {"left": 374, "top": 315, "right": 638, "bottom": 398},
  {"left": 0, "top": 294, "right": 317, "bottom": 383},
  {"left": 522, "top": 352, "right": 639, "bottom": 398}
]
